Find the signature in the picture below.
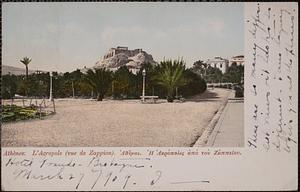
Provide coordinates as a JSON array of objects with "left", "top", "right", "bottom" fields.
[{"left": 6, "top": 157, "right": 162, "bottom": 190}]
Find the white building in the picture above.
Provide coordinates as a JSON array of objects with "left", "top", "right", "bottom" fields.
[
  {"left": 205, "top": 57, "right": 229, "bottom": 74},
  {"left": 229, "top": 55, "right": 244, "bottom": 66}
]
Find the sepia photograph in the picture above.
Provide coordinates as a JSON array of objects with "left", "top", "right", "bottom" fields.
[{"left": 1, "top": 2, "right": 244, "bottom": 147}]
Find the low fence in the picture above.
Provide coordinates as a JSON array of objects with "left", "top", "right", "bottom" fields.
[{"left": 2, "top": 97, "right": 56, "bottom": 119}]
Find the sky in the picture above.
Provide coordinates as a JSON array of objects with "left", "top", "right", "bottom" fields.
[{"left": 2, "top": 2, "right": 244, "bottom": 72}]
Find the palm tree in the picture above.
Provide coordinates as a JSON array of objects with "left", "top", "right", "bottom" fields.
[
  {"left": 84, "top": 68, "right": 113, "bottom": 101},
  {"left": 154, "top": 59, "right": 186, "bottom": 102},
  {"left": 20, "top": 57, "right": 32, "bottom": 79},
  {"left": 113, "top": 66, "right": 132, "bottom": 98},
  {"left": 192, "top": 60, "right": 208, "bottom": 76}
]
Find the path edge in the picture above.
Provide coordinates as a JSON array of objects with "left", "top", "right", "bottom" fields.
[{"left": 192, "top": 90, "right": 234, "bottom": 147}]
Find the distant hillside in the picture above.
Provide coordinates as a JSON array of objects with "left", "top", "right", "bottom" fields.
[{"left": 1, "top": 65, "right": 44, "bottom": 75}]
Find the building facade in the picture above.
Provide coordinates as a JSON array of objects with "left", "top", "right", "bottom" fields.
[
  {"left": 205, "top": 55, "right": 244, "bottom": 74},
  {"left": 229, "top": 55, "right": 244, "bottom": 66},
  {"left": 205, "top": 57, "right": 229, "bottom": 74}
]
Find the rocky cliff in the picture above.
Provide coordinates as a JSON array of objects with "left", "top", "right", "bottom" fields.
[{"left": 94, "top": 46, "right": 156, "bottom": 72}]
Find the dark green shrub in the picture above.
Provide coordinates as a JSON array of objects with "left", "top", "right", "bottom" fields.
[
  {"left": 179, "top": 69, "right": 207, "bottom": 97},
  {"left": 234, "top": 86, "right": 244, "bottom": 97}
]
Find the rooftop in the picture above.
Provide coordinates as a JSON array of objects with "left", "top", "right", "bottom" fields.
[{"left": 232, "top": 55, "right": 244, "bottom": 58}]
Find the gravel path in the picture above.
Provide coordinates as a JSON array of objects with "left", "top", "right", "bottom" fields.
[{"left": 1, "top": 88, "right": 231, "bottom": 147}]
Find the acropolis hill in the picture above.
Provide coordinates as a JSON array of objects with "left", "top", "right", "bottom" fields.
[{"left": 94, "top": 46, "right": 156, "bottom": 74}]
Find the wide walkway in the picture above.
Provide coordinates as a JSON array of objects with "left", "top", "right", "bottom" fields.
[
  {"left": 2, "top": 88, "right": 231, "bottom": 147},
  {"left": 206, "top": 97, "right": 244, "bottom": 147}
]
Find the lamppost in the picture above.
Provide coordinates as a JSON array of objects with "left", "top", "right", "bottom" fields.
[
  {"left": 49, "top": 72, "right": 53, "bottom": 101},
  {"left": 142, "top": 69, "right": 146, "bottom": 102}
]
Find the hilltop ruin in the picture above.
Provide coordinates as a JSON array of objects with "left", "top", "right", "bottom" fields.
[{"left": 94, "top": 46, "right": 156, "bottom": 74}]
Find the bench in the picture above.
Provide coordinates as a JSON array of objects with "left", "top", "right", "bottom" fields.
[
  {"left": 140, "top": 96, "right": 159, "bottom": 103},
  {"left": 174, "top": 95, "right": 185, "bottom": 102}
]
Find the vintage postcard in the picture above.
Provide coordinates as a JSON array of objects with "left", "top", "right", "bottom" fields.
[{"left": 1, "top": 2, "right": 298, "bottom": 191}]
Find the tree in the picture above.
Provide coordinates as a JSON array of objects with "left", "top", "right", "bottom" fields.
[
  {"left": 84, "top": 68, "right": 113, "bottom": 101},
  {"left": 205, "top": 66, "right": 223, "bottom": 83},
  {"left": 192, "top": 60, "right": 208, "bottom": 76},
  {"left": 223, "top": 63, "right": 244, "bottom": 83},
  {"left": 78, "top": 81, "right": 93, "bottom": 97},
  {"left": 191, "top": 60, "right": 223, "bottom": 83},
  {"left": 20, "top": 57, "right": 32, "bottom": 79},
  {"left": 179, "top": 69, "right": 207, "bottom": 97},
  {"left": 1, "top": 74, "right": 18, "bottom": 99},
  {"left": 63, "top": 69, "right": 83, "bottom": 97},
  {"left": 113, "top": 66, "right": 133, "bottom": 99},
  {"left": 154, "top": 59, "right": 186, "bottom": 102}
]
